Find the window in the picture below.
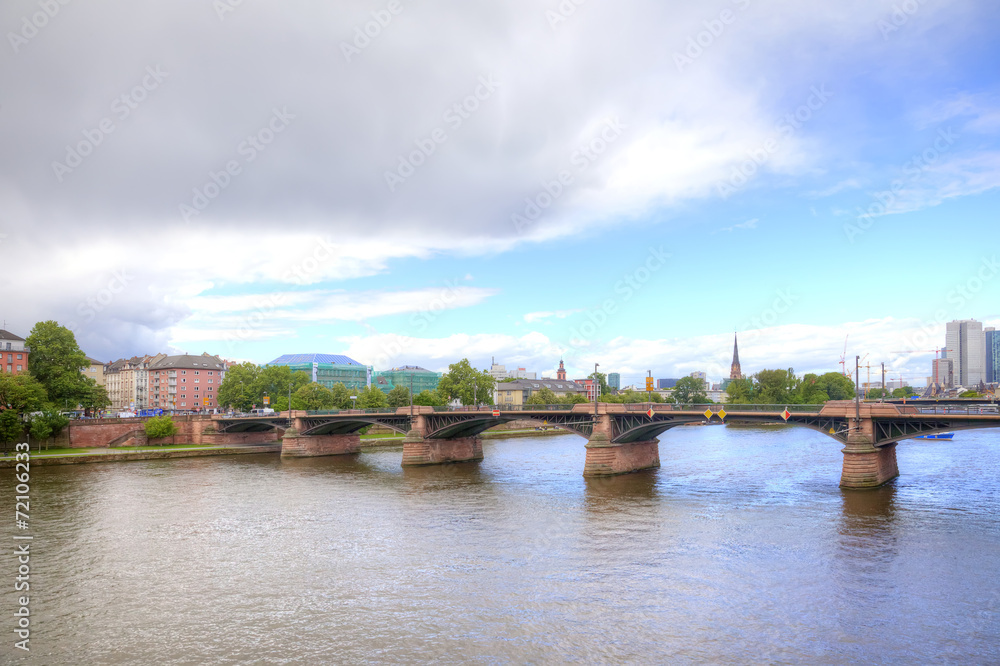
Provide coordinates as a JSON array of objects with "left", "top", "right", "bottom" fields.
[
  {"left": 182, "top": 371, "right": 186, "bottom": 375},
  {"left": 182, "top": 378, "right": 186, "bottom": 382},
  {"left": 17, "top": 354, "right": 22, "bottom": 360},
  {"left": 180, "top": 402, "right": 186, "bottom": 406},
  {"left": 195, "top": 371, "right": 199, "bottom": 375},
  {"left": 17, "top": 365, "right": 22, "bottom": 372},
  {"left": 208, "top": 371, "right": 213, "bottom": 376},
  {"left": 194, "top": 379, "right": 199, "bottom": 383},
  {"left": 208, "top": 379, "right": 213, "bottom": 384}
]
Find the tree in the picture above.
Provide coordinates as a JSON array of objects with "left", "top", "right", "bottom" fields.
[
  {"left": 144, "top": 415, "right": 178, "bottom": 440},
  {"left": 0, "top": 373, "right": 49, "bottom": 413},
  {"left": 754, "top": 368, "right": 800, "bottom": 404},
  {"left": 673, "top": 376, "right": 708, "bottom": 403},
  {"left": 217, "top": 362, "right": 260, "bottom": 411},
  {"left": 413, "top": 390, "right": 446, "bottom": 406},
  {"left": 436, "top": 359, "right": 495, "bottom": 406},
  {"left": 562, "top": 393, "right": 589, "bottom": 404},
  {"left": 386, "top": 385, "right": 411, "bottom": 409},
  {"left": 329, "top": 383, "right": 353, "bottom": 409},
  {"left": 725, "top": 377, "right": 756, "bottom": 404},
  {"left": 293, "top": 383, "right": 336, "bottom": 410},
  {"left": 959, "top": 390, "right": 982, "bottom": 398},
  {"left": 588, "top": 371, "right": 609, "bottom": 398},
  {"left": 526, "top": 387, "right": 559, "bottom": 405},
  {"left": 80, "top": 379, "right": 111, "bottom": 413},
  {"left": 0, "top": 410, "right": 23, "bottom": 449},
  {"left": 892, "top": 386, "right": 916, "bottom": 398},
  {"left": 258, "top": 366, "right": 311, "bottom": 409},
  {"left": 28, "top": 411, "right": 68, "bottom": 448},
  {"left": 357, "top": 384, "right": 388, "bottom": 409},
  {"left": 25, "top": 321, "right": 92, "bottom": 408}
]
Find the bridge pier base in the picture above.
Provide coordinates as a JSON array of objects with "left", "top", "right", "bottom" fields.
[
  {"left": 401, "top": 432, "right": 483, "bottom": 466},
  {"left": 583, "top": 433, "right": 660, "bottom": 477},
  {"left": 840, "top": 433, "right": 898, "bottom": 489},
  {"left": 280, "top": 429, "right": 361, "bottom": 458}
]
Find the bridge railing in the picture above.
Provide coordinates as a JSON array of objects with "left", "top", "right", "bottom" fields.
[
  {"left": 622, "top": 403, "right": 824, "bottom": 412},
  {"left": 303, "top": 409, "right": 399, "bottom": 415},
  {"left": 900, "top": 404, "right": 1000, "bottom": 416}
]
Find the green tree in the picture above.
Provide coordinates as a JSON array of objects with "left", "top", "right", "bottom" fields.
[
  {"left": 436, "top": 359, "right": 495, "bottom": 406},
  {"left": 0, "top": 410, "right": 24, "bottom": 449},
  {"left": 891, "top": 386, "right": 916, "bottom": 398},
  {"left": 28, "top": 411, "right": 68, "bottom": 448},
  {"left": 25, "top": 321, "right": 92, "bottom": 408},
  {"left": 144, "top": 415, "right": 178, "bottom": 440},
  {"left": 673, "top": 376, "right": 708, "bottom": 403},
  {"left": 0, "top": 373, "right": 49, "bottom": 413},
  {"left": 413, "top": 389, "right": 446, "bottom": 406},
  {"left": 357, "top": 384, "right": 388, "bottom": 409},
  {"left": 217, "top": 362, "right": 261, "bottom": 411},
  {"left": 753, "top": 368, "right": 801, "bottom": 404},
  {"left": 959, "top": 390, "right": 981, "bottom": 398},
  {"left": 293, "top": 383, "right": 336, "bottom": 410},
  {"left": 386, "top": 385, "right": 411, "bottom": 409},
  {"left": 257, "top": 366, "right": 311, "bottom": 409},
  {"left": 526, "top": 387, "right": 559, "bottom": 405},
  {"left": 562, "top": 393, "right": 589, "bottom": 404},
  {"left": 588, "top": 371, "right": 609, "bottom": 398},
  {"left": 81, "top": 379, "right": 111, "bottom": 413},
  {"left": 329, "top": 383, "right": 353, "bottom": 409}
]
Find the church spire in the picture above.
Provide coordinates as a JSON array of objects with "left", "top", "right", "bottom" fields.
[{"left": 730, "top": 332, "right": 742, "bottom": 380}]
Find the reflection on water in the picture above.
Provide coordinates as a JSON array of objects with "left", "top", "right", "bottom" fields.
[{"left": 2, "top": 427, "right": 998, "bottom": 663}]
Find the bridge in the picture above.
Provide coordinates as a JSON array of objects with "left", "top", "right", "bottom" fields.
[{"left": 212, "top": 400, "right": 1000, "bottom": 489}]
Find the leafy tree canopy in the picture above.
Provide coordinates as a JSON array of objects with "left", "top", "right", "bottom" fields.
[
  {"left": 357, "top": 384, "right": 388, "bottom": 409},
  {"left": 437, "top": 359, "right": 495, "bottom": 406},
  {"left": 0, "top": 373, "right": 49, "bottom": 413},
  {"left": 386, "top": 385, "right": 411, "bottom": 409},
  {"left": 673, "top": 376, "right": 708, "bottom": 404},
  {"left": 413, "top": 390, "right": 446, "bottom": 407},
  {"left": 26, "top": 321, "right": 93, "bottom": 408}
]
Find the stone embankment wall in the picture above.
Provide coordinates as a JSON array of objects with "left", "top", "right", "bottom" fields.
[{"left": 52, "top": 416, "right": 282, "bottom": 448}]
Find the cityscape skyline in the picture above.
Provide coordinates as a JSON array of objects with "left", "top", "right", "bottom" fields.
[{"left": 2, "top": 1, "right": 998, "bottom": 398}]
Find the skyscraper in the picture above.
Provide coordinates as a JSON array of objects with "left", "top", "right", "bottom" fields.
[
  {"left": 607, "top": 372, "right": 620, "bottom": 390},
  {"left": 986, "top": 327, "right": 999, "bottom": 384},
  {"left": 945, "top": 320, "right": 985, "bottom": 387}
]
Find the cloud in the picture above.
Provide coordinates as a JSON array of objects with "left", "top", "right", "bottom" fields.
[
  {"left": 715, "top": 218, "right": 758, "bottom": 234},
  {"left": 523, "top": 309, "right": 584, "bottom": 323}
]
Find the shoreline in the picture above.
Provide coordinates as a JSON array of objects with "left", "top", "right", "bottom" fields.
[{"left": 1, "top": 444, "right": 282, "bottom": 467}]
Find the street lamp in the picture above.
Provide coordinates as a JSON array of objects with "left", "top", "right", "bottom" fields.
[
  {"left": 288, "top": 382, "right": 292, "bottom": 415},
  {"left": 594, "top": 362, "right": 599, "bottom": 416}
]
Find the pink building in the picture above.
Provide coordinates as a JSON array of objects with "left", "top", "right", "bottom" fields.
[
  {"left": 0, "top": 329, "right": 30, "bottom": 375},
  {"left": 148, "top": 353, "right": 227, "bottom": 412}
]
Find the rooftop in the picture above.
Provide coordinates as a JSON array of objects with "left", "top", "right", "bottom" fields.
[
  {"left": 269, "top": 353, "right": 363, "bottom": 366},
  {"left": 149, "top": 354, "right": 226, "bottom": 370},
  {"left": 0, "top": 329, "right": 26, "bottom": 342}
]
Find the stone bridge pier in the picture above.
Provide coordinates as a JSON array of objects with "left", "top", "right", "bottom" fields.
[
  {"left": 280, "top": 415, "right": 362, "bottom": 458},
  {"left": 839, "top": 413, "right": 899, "bottom": 489},
  {"left": 583, "top": 413, "right": 660, "bottom": 477},
  {"left": 401, "top": 412, "right": 483, "bottom": 467}
]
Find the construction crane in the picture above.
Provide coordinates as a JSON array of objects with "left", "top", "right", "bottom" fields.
[
  {"left": 839, "top": 335, "right": 850, "bottom": 378},
  {"left": 891, "top": 349, "right": 953, "bottom": 358}
]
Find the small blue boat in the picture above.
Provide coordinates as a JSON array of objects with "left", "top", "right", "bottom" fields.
[{"left": 915, "top": 433, "right": 954, "bottom": 440}]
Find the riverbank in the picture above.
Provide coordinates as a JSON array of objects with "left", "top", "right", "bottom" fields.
[{"left": 0, "top": 443, "right": 282, "bottom": 467}]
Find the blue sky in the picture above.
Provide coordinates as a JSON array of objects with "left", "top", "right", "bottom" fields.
[{"left": 2, "top": 0, "right": 998, "bottom": 387}]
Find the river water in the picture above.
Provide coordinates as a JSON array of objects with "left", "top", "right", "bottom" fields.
[{"left": 3, "top": 424, "right": 999, "bottom": 664}]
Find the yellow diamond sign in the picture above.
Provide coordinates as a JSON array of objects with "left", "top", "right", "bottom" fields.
[
  {"left": 703, "top": 408, "right": 713, "bottom": 420},
  {"left": 717, "top": 408, "right": 727, "bottom": 420}
]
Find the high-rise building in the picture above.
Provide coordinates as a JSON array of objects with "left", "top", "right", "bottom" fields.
[
  {"left": 932, "top": 358, "right": 954, "bottom": 388},
  {"left": 986, "top": 327, "right": 999, "bottom": 384},
  {"left": 657, "top": 378, "right": 678, "bottom": 389},
  {"left": 607, "top": 372, "right": 621, "bottom": 390},
  {"left": 945, "top": 320, "right": 985, "bottom": 387}
]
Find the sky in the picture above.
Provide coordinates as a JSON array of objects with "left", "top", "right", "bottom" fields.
[{"left": 2, "top": 0, "right": 999, "bottom": 387}]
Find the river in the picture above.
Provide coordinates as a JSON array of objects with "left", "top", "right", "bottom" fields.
[{"left": 3, "top": 424, "right": 998, "bottom": 664}]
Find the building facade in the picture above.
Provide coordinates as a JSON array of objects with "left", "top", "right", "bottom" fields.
[
  {"left": 148, "top": 353, "right": 227, "bottom": 411},
  {"left": 82, "top": 357, "right": 106, "bottom": 386},
  {"left": 986, "top": 327, "right": 999, "bottom": 385},
  {"left": 945, "top": 319, "right": 985, "bottom": 387},
  {"left": 0, "top": 329, "right": 30, "bottom": 375},
  {"left": 657, "top": 378, "right": 678, "bottom": 389},
  {"left": 607, "top": 372, "right": 621, "bottom": 390},
  {"left": 932, "top": 357, "right": 954, "bottom": 388},
  {"left": 268, "top": 353, "right": 370, "bottom": 390},
  {"left": 105, "top": 354, "right": 165, "bottom": 410},
  {"left": 495, "top": 378, "right": 587, "bottom": 406},
  {"left": 556, "top": 360, "right": 567, "bottom": 381},
  {"left": 373, "top": 366, "right": 442, "bottom": 395}
]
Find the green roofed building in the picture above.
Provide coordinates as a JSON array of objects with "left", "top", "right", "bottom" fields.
[
  {"left": 268, "top": 353, "right": 371, "bottom": 391},
  {"left": 373, "top": 366, "right": 442, "bottom": 395}
]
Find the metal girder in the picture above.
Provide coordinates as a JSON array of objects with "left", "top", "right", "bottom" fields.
[
  {"left": 299, "top": 416, "right": 412, "bottom": 436},
  {"left": 424, "top": 413, "right": 595, "bottom": 439},
  {"left": 609, "top": 413, "right": 851, "bottom": 444},
  {"left": 872, "top": 417, "right": 1000, "bottom": 446},
  {"left": 216, "top": 418, "right": 289, "bottom": 433}
]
